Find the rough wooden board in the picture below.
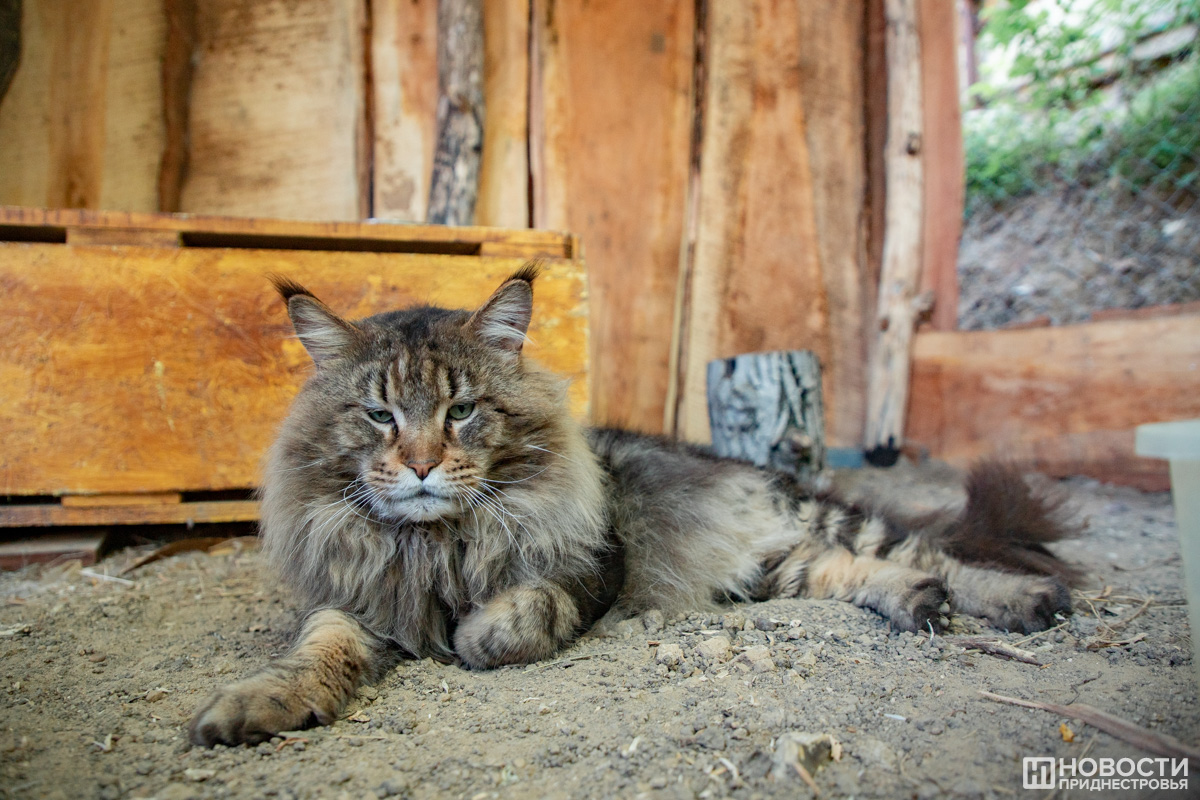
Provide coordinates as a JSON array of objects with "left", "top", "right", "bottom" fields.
[
  {"left": 0, "top": 244, "right": 589, "bottom": 495},
  {"left": 917, "top": 0, "right": 963, "bottom": 331},
  {"left": 674, "top": 0, "right": 830, "bottom": 443},
  {"left": 864, "top": 0, "right": 924, "bottom": 458},
  {"left": 0, "top": 532, "right": 105, "bottom": 568},
  {"left": 99, "top": 0, "right": 167, "bottom": 211},
  {"left": 428, "top": 0, "right": 485, "bottom": 225},
  {"left": 60, "top": 492, "right": 183, "bottom": 508},
  {"left": 905, "top": 316, "right": 1200, "bottom": 490},
  {"left": 533, "top": 0, "right": 694, "bottom": 433},
  {"left": 0, "top": 0, "right": 165, "bottom": 211},
  {"left": 0, "top": 501, "right": 260, "bottom": 528},
  {"left": 0, "top": 206, "right": 574, "bottom": 255},
  {"left": 371, "top": 0, "right": 438, "bottom": 221},
  {"left": 476, "top": 0, "right": 530, "bottom": 229},
  {"left": 181, "top": 0, "right": 366, "bottom": 220},
  {"left": 795, "top": 2, "right": 869, "bottom": 448}
]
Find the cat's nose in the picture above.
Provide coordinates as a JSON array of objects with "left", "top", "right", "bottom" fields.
[{"left": 407, "top": 459, "right": 441, "bottom": 481}]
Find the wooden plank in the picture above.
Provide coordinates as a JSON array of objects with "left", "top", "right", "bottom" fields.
[
  {"left": 371, "top": 0, "right": 439, "bottom": 221},
  {"left": 674, "top": 0, "right": 830, "bottom": 443},
  {"left": 0, "top": 206, "right": 573, "bottom": 254},
  {"left": 0, "top": 244, "right": 589, "bottom": 495},
  {"left": 476, "top": 0, "right": 530, "bottom": 229},
  {"left": 159, "top": 0, "right": 198, "bottom": 212},
  {"left": 99, "top": 0, "right": 168, "bottom": 211},
  {"left": 795, "top": 2, "right": 869, "bottom": 448},
  {"left": 66, "top": 227, "right": 182, "bottom": 247},
  {"left": 905, "top": 315, "right": 1200, "bottom": 491},
  {"left": 428, "top": 0, "right": 485, "bottom": 225},
  {"left": 0, "top": 0, "right": 166, "bottom": 211},
  {"left": 917, "top": 0, "right": 963, "bottom": 331},
  {"left": 533, "top": 0, "right": 694, "bottom": 433},
  {"left": 181, "top": 0, "right": 367, "bottom": 220},
  {"left": 864, "top": 0, "right": 924, "bottom": 462},
  {"left": 0, "top": 532, "right": 105, "bottom": 569},
  {"left": 0, "top": 501, "right": 260, "bottom": 528},
  {"left": 60, "top": 492, "right": 183, "bottom": 508},
  {"left": 1091, "top": 300, "right": 1200, "bottom": 323}
]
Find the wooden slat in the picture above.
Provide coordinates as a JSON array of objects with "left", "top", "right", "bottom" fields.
[
  {"left": 0, "top": 0, "right": 166, "bottom": 212},
  {"left": 795, "top": 2, "right": 869, "bottom": 448},
  {"left": 533, "top": 0, "right": 695, "bottom": 433},
  {"left": 60, "top": 492, "right": 183, "bottom": 508},
  {"left": 0, "top": 501, "right": 260, "bottom": 528},
  {"left": 0, "top": 244, "right": 588, "bottom": 495},
  {"left": 0, "top": 206, "right": 573, "bottom": 254},
  {"left": 917, "top": 0, "right": 964, "bottom": 331},
  {"left": 476, "top": 0, "right": 530, "bottom": 228},
  {"left": 864, "top": 0, "right": 924, "bottom": 459},
  {"left": 905, "top": 314, "right": 1200, "bottom": 491},
  {"left": 66, "top": 227, "right": 182, "bottom": 247},
  {"left": 674, "top": 0, "right": 831, "bottom": 443},
  {"left": 180, "top": 0, "right": 367, "bottom": 220},
  {"left": 371, "top": 0, "right": 439, "bottom": 221},
  {"left": 0, "top": 532, "right": 105, "bottom": 568}
]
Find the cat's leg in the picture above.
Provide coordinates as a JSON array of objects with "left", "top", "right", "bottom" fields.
[
  {"left": 189, "top": 609, "right": 391, "bottom": 747},
  {"left": 767, "top": 545, "right": 950, "bottom": 632},
  {"left": 454, "top": 582, "right": 581, "bottom": 669}
]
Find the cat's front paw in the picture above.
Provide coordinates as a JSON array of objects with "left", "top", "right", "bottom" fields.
[
  {"left": 987, "top": 576, "right": 1071, "bottom": 633},
  {"left": 454, "top": 584, "right": 580, "bottom": 669},
  {"left": 188, "top": 673, "right": 324, "bottom": 747}
]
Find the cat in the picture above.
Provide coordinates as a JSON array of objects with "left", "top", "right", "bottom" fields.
[{"left": 188, "top": 265, "right": 1078, "bottom": 747}]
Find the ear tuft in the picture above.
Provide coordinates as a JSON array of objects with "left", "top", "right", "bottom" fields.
[
  {"left": 269, "top": 276, "right": 360, "bottom": 365},
  {"left": 466, "top": 265, "right": 538, "bottom": 355}
]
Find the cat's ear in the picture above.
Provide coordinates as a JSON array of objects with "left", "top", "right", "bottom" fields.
[
  {"left": 466, "top": 263, "right": 539, "bottom": 356},
  {"left": 270, "top": 276, "right": 361, "bottom": 365}
]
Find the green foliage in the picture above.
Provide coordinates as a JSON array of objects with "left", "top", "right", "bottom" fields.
[{"left": 964, "top": 0, "right": 1200, "bottom": 214}]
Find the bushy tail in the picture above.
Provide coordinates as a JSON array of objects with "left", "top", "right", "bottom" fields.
[{"left": 940, "top": 461, "right": 1083, "bottom": 585}]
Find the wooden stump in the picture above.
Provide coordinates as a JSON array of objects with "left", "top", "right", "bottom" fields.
[{"left": 706, "top": 351, "right": 826, "bottom": 479}]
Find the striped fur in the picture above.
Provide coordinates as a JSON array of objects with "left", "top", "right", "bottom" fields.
[{"left": 188, "top": 268, "right": 1079, "bottom": 746}]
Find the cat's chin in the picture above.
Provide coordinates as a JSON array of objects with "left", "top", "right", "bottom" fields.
[{"left": 378, "top": 494, "right": 461, "bottom": 524}]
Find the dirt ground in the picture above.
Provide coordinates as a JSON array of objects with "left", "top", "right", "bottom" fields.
[
  {"left": 1, "top": 460, "right": 1196, "bottom": 800},
  {"left": 957, "top": 186, "right": 1200, "bottom": 331}
]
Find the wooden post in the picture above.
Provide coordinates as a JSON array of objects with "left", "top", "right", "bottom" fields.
[
  {"left": 864, "top": 0, "right": 925, "bottom": 466},
  {"left": 706, "top": 351, "right": 826, "bottom": 480},
  {"left": 427, "top": 0, "right": 484, "bottom": 225}
]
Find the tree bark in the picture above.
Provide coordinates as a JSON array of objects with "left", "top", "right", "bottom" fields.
[
  {"left": 427, "top": 0, "right": 484, "bottom": 226},
  {"left": 706, "top": 350, "right": 826, "bottom": 480}
]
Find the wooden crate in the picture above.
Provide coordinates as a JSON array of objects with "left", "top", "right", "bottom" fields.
[{"left": 0, "top": 207, "right": 588, "bottom": 527}]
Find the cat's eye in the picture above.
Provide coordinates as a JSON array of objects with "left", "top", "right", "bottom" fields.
[
  {"left": 366, "top": 408, "right": 394, "bottom": 424},
  {"left": 447, "top": 402, "right": 475, "bottom": 421}
]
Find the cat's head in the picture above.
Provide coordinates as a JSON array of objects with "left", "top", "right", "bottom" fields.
[{"left": 272, "top": 264, "right": 565, "bottom": 524}]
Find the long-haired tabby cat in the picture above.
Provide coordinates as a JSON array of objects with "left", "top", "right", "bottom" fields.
[{"left": 189, "top": 265, "right": 1078, "bottom": 746}]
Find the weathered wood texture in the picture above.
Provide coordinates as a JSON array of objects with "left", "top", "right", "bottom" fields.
[
  {"left": 0, "top": 501, "right": 259, "bottom": 528},
  {"left": 707, "top": 351, "right": 826, "bottom": 480},
  {"left": 0, "top": 0, "right": 166, "bottom": 211},
  {"left": 864, "top": 0, "right": 924, "bottom": 463},
  {"left": 532, "top": 0, "right": 695, "bottom": 433},
  {"left": 917, "top": 0, "right": 963, "bottom": 331},
  {"left": 0, "top": 0, "right": 18, "bottom": 103},
  {"left": 905, "top": 314, "right": 1200, "bottom": 491},
  {"left": 0, "top": 208, "right": 588, "bottom": 500},
  {"left": 674, "top": 2, "right": 868, "bottom": 449},
  {"left": 428, "top": 0, "right": 484, "bottom": 225},
  {"left": 180, "top": 0, "right": 367, "bottom": 220},
  {"left": 158, "top": 0, "right": 197, "bottom": 212},
  {"left": 370, "top": 0, "right": 439, "bottom": 221},
  {"left": 476, "top": 0, "right": 529, "bottom": 228}
]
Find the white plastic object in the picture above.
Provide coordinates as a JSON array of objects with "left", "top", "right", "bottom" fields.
[{"left": 1136, "top": 420, "right": 1200, "bottom": 682}]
